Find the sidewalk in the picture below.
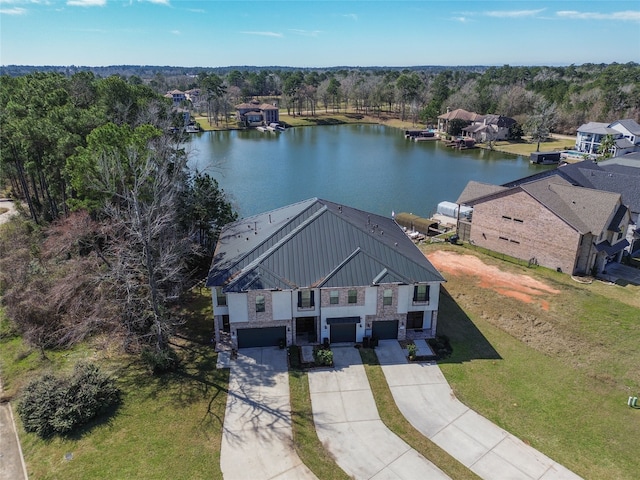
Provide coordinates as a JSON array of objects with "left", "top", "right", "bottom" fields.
[
  {"left": 376, "top": 340, "right": 582, "bottom": 480},
  {"left": 0, "top": 377, "right": 28, "bottom": 480}
]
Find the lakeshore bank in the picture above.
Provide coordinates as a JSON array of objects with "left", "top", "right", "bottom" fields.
[{"left": 192, "top": 111, "right": 578, "bottom": 161}]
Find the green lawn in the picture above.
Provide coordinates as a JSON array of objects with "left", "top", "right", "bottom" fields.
[
  {"left": 427, "top": 245, "right": 640, "bottom": 479},
  {"left": 3, "top": 245, "right": 638, "bottom": 479},
  {"left": 1, "top": 292, "right": 229, "bottom": 480}
]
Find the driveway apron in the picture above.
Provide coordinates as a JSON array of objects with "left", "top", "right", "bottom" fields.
[
  {"left": 376, "top": 340, "right": 582, "bottom": 480},
  {"left": 220, "top": 347, "right": 317, "bottom": 480},
  {"left": 308, "top": 346, "right": 449, "bottom": 480}
]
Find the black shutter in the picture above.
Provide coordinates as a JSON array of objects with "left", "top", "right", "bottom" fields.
[
  {"left": 310, "top": 291, "right": 315, "bottom": 307},
  {"left": 412, "top": 286, "right": 418, "bottom": 302},
  {"left": 297, "top": 291, "right": 302, "bottom": 308}
]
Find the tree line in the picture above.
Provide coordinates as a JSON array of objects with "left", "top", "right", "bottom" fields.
[
  {"left": 0, "top": 72, "right": 236, "bottom": 371},
  {"left": 153, "top": 63, "right": 639, "bottom": 131}
]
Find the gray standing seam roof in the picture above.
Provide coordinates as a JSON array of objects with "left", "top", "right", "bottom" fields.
[{"left": 206, "top": 198, "right": 444, "bottom": 292}]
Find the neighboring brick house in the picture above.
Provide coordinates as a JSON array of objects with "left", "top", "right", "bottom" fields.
[
  {"left": 206, "top": 198, "right": 445, "bottom": 349},
  {"left": 575, "top": 119, "right": 640, "bottom": 157},
  {"left": 457, "top": 176, "right": 631, "bottom": 275},
  {"left": 235, "top": 100, "right": 279, "bottom": 127}
]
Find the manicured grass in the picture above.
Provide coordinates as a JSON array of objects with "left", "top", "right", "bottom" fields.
[
  {"left": 424, "top": 245, "right": 640, "bottom": 479},
  {"left": 288, "top": 366, "right": 350, "bottom": 480},
  {"left": 359, "top": 348, "right": 481, "bottom": 480},
  {"left": 478, "top": 137, "right": 576, "bottom": 157},
  {"left": 1, "top": 292, "right": 229, "bottom": 480}
]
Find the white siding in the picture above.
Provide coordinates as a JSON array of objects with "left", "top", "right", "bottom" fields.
[
  {"left": 227, "top": 293, "right": 248, "bottom": 323},
  {"left": 364, "top": 286, "right": 378, "bottom": 315},
  {"left": 273, "top": 291, "right": 293, "bottom": 321}
]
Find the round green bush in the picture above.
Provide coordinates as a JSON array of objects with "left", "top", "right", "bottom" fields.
[{"left": 17, "top": 362, "right": 120, "bottom": 438}]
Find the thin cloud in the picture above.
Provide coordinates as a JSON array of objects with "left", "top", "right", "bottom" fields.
[
  {"left": 556, "top": 10, "right": 640, "bottom": 22},
  {"left": 170, "top": 29, "right": 180, "bottom": 35},
  {"left": 289, "top": 29, "right": 322, "bottom": 37},
  {"left": 451, "top": 16, "right": 470, "bottom": 23},
  {"left": 0, "top": 6, "right": 27, "bottom": 14},
  {"left": 343, "top": 13, "right": 358, "bottom": 21},
  {"left": 485, "top": 9, "right": 545, "bottom": 18},
  {"left": 142, "top": 0, "right": 170, "bottom": 5},
  {"left": 67, "top": 0, "right": 106, "bottom": 6},
  {"left": 240, "top": 31, "right": 283, "bottom": 38}
]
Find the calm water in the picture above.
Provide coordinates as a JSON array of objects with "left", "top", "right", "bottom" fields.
[{"left": 188, "top": 124, "right": 549, "bottom": 219}]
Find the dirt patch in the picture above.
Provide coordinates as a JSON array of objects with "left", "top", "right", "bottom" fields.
[
  {"left": 426, "top": 250, "right": 591, "bottom": 358},
  {"left": 428, "top": 250, "right": 560, "bottom": 311}
]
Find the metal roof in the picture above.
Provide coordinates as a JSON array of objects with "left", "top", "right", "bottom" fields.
[{"left": 206, "top": 198, "right": 445, "bottom": 292}]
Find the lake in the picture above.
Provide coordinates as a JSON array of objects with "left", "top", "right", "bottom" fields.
[{"left": 188, "top": 124, "right": 550, "bottom": 219}]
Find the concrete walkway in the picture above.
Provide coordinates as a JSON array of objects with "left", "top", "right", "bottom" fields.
[
  {"left": 0, "top": 376, "right": 28, "bottom": 480},
  {"left": 308, "top": 346, "right": 449, "bottom": 480},
  {"left": 220, "top": 347, "right": 317, "bottom": 480},
  {"left": 376, "top": 340, "right": 582, "bottom": 480}
]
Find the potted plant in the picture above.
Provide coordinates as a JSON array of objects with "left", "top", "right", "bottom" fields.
[{"left": 407, "top": 343, "right": 417, "bottom": 361}]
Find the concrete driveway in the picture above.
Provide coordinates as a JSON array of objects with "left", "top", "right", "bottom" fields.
[
  {"left": 600, "top": 262, "right": 640, "bottom": 286},
  {"left": 376, "top": 340, "right": 582, "bottom": 480},
  {"left": 308, "top": 346, "right": 449, "bottom": 480},
  {"left": 220, "top": 347, "right": 317, "bottom": 480}
]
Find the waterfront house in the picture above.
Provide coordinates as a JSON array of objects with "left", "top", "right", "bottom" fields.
[
  {"left": 206, "top": 198, "right": 445, "bottom": 349},
  {"left": 235, "top": 100, "right": 279, "bottom": 127},
  {"left": 575, "top": 119, "right": 640, "bottom": 157},
  {"left": 437, "top": 108, "right": 482, "bottom": 134},
  {"left": 456, "top": 159, "right": 640, "bottom": 275},
  {"left": 165, "top": 89, "right": 187, "bottom": 107},
  {"left": 462, "top": 114, "right": 516, "bottom": 142}
]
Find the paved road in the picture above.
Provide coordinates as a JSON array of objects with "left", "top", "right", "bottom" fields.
[
  {"left": 376, "top": 340, "right": 582, "bottom": 480},
  {"left": 220, "top": 347, "right": 317, "bottom": 480},
  {"left": 308, "top": 346, "right": 449, "bottom": 480},
  {"left": 0, "top": 377, "right": 28, "bottom": 480}
]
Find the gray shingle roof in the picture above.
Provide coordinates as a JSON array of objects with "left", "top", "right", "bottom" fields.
[
  {"left": 500, "top": 160, "right": 640, "bottom": 215},
  {"left": 520, "top": 179, "right": 622, "bottom": 234},
  {"left": 206, "top": 198, "right": 445, "bottom": 292},
  {"left": 457, "top": 181, "right": 509, "bottom": 204}
]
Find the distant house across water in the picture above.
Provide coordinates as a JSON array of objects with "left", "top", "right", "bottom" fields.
[{"left": 235, "top": 100, "right": 279, "bottom": 127}]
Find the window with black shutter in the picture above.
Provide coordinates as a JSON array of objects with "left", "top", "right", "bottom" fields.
[
  {"left": 298, "top": 290, "right": 314, "bottom": 309},
  {"left": 413, "top": 284, "right": 430, "bottom": 303}
]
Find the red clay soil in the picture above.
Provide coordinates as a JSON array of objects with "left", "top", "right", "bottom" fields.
[{"left": 427, "top": 250, "right": 560, "bottom": 311}]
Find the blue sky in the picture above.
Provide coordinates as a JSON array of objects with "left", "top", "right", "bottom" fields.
[{"left": 1, "top": 0, "right": 639, "bottom": 67}]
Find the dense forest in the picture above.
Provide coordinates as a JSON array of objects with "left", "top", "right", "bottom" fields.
[
  {"left": 0, "top": 62, "right": 639, "bottom": 371},
  {"left": 0, "top": 72, "right": 236, "bottom": 370}
]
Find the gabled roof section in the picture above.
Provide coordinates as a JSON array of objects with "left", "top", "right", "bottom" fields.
[
  {"left": 437, "top": 108, "right": 481, "bottom": 122},
  {"left": 610, "top": 119, "right": 640, "bottom": 136},
  {"left": 520, "top": 179, "right": 621, "bottom": 234},
  {"left": 456, "top": 180, "right": 509, "bottom": 205},
  {"left": 206, "top": 198, "right": 444, "bottom": 292},
  {"left": 576, "top": 122, "right": 617, "bottom": 135},
  {"left": 499, "top": 159, "right": 640, "bottom": 214}
]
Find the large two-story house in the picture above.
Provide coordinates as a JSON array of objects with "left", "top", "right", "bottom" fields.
[
  {"left": 235, "top": 101, "right": 279, "bottom": 127},
  {"left": 456, "top": 159, "right": 639, "bottom": 275},
  {"left": 575, "top": 119, "right": 640, "bottom": 157},
  {"left": 206, "top": 198, "right": 445, "bottom": 349}
]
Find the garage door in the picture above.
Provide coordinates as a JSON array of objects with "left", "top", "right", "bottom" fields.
[
  {"left": 237, "top": 326, "right": 286, "bottom": 349},
  {"left": 330, "top": 324, "right": 356, "bottom": 343},
  {"left": 372, "top": 320, "right": 399, "bottom": 340}
]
